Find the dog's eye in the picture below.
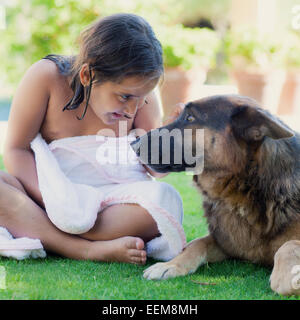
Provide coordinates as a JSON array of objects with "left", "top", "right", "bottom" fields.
[{"left": 186, "top": 115, "right": 195, "bottom": 122}]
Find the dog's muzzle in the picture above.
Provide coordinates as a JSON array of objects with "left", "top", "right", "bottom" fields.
[{"left": 130, "top": 132, "right": 191, "bottom": 173}]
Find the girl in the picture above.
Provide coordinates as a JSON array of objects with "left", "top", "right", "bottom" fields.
[{"left": 0, "top": 13, "right": 185, "bottom": 264}]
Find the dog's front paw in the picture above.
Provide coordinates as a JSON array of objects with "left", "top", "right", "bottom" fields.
[
  {"left": 270, "top": 240, "right": 300, "bottom": 296},
  {"left": 143, "top": 262, "right": 189, "bottom": 280},
  {"left": 270, "top": 264, "right": 300, "bottom": 296}
]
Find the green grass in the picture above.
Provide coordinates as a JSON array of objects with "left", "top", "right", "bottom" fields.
[{"left": 0, "top": 155, "right": 298, "bottom": 300}]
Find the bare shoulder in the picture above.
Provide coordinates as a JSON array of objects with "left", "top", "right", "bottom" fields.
[
  {"left": 23, "top": 58, "right": 62, "bottom": 90},
  {"left": 4, "top": 58, "right": 64, "bottom": 151}
]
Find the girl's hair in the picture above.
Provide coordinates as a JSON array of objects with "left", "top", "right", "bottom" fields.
[{"left": 43, "top": 13, "right": 164, "bottom": 120}]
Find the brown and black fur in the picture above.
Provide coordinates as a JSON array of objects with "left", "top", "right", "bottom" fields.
[
  {"left": 193, "top": 96, "right": 299, "bottom": 265},
  {"left": 131, "top": 94, "right": 300, "bottom": 295}
]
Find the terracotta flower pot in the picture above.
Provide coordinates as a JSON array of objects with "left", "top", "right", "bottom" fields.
[
  {"left": 277, "top": 71, "right": 300, "bottom": 116},
  {"left": 230, "top": 70, "right": 286, "bottom": 114},
  {"left": 159, "top": 67, "right": 207, "bottom": 119}
]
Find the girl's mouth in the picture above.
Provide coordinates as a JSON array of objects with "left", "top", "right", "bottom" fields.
[
  {"left": 111, "top": 112, "right": 123, "bottom": 119},
  {"left": 111, "top": 112, "right": 132, "bottom": 119}
]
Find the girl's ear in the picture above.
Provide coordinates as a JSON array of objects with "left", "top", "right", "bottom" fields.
[
  {"left": 79, "top": 63, "right": 91, "bottom": 86},
  {"left": 231, "top": 106, "right": 294, "bottom": 141}
]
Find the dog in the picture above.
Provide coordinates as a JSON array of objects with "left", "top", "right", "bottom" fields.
[{"left": 131, "top": 94, "right": 300, "bottom": 296}]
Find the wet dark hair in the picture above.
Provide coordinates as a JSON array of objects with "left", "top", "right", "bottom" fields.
[{"left": 43, "top": 13, "right": 164, "bottom": 120}]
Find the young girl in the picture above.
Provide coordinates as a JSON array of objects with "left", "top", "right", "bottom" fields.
[{"left": 0, "top": 13, "right": 185, "bottom": 264}]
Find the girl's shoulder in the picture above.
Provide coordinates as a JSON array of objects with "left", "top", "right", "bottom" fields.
[
  {"left": 27, "top": 54, "right": 73, "bottom": 88},
  {"left": 24, "top": 57, "right": 64, "bottom": 92},
  {"left": 5, "top": 57, "right": 64, "bottom": 151},
  {"left": 41, "top": 54, "right": 75, "bottom": 77}
]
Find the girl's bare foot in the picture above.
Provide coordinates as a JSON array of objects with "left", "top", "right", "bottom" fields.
[{"left": 87, "top": 236, "right": 147, "bottom": 265}]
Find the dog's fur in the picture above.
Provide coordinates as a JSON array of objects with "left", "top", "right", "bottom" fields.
[{"left": 131, "top": 94, "right": 300, "bottom": 295}]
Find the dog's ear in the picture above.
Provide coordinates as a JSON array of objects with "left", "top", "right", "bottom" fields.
[{"left": 231, "top": 106, "right": 294, "bottom": 142}]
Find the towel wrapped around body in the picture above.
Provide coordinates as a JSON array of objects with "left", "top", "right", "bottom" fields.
[{"left": 0, "top": 132, "right": 186, "bottom": 261}]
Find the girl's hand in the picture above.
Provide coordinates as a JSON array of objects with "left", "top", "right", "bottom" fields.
[{"left": 163, "top": 103, "right": 185, "bottom": 126}]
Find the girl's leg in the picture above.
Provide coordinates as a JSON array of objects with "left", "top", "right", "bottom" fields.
[
  {"left": 0, "top": 171, "right": 146, "bottom": 264},
  {"left": 80, "top": 203, "right": 160, "bottom": 243}
]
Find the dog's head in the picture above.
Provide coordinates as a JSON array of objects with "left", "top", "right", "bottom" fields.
[{"left": 130, "top": 94, "right": 294, "bottom": 175}]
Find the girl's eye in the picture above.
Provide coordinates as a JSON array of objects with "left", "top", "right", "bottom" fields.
[
  {"left": 186, "top": 115, "right": 195, "bottom": 122},
  {"left": 119, "top": 95, "right": 148, "bottom": 108},
  {"left": 120, "top": 95, "right": 130, "bottom": 102}
]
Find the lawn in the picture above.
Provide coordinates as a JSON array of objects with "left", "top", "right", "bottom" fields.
[{"left": 0, "top": 155, "right": 297, "bottom": 300}]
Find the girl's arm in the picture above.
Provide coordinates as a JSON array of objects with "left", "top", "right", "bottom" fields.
[
  {"left": 3, "top": 59, "right": 56, "bottom": 208},
  {"left": 133, "top": 88, "right": 163, "bottom": 132},
  {"left": 133, "top": 89, "right": 166, "bottom": 178},
  {"left": 133, "top": 90, "right": 184, "bottom": 178}
]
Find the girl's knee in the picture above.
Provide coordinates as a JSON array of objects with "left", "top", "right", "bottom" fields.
[
  {"left": 80, "top": 203, "right": 159, "bottom": 241},
  {"left": 0, "top": 173, "right": 28, "bottom": 214},
  {"left": 0, "top": 171, "right": 26, "bottom": 194},
  {"left": 0, "top": 172, "right": 12, "bottom": 195}
]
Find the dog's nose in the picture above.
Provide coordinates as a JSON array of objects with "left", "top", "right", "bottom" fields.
[{"left": 130, "top": 137, "right": 141, "bottom": 157}]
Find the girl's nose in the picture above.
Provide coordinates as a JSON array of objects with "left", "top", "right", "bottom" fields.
[{"left": 123, "top": 101, "right": 138, "bottom": 118}]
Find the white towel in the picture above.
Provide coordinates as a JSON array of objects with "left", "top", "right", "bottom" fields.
[
  {"left": 0, "top": 132, "right": 186, "bottom": 261},
  {"left": 0, "top": 227, "right": 46, "bottom": 260}
]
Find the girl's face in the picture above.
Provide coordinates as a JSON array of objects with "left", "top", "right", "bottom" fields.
[{"left": 79, "top": 64, "right": 159, "bottom": 125}]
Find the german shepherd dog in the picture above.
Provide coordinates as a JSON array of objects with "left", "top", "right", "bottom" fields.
[{"left": 131, "top": 95, "right": 300, "bottom": 296}]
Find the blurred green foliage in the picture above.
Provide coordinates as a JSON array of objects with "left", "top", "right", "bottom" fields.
[
  {"left": 156, "top": 25, "right": 221, "bottom": 70},
  {"left": 224, "top": 27, "right": 300, "bottom": 72},
  {"left": 281, "top": 32, "right": 300, "bottom": 70},
  {"left": 1, "top": 0, "right": 101, "bottom": 87},
  {"left": 1, "top": 0, "right": 300, "bottom": 94},
  {"left": 0, "top": 0, "right": 227, "bottom": 92}
]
